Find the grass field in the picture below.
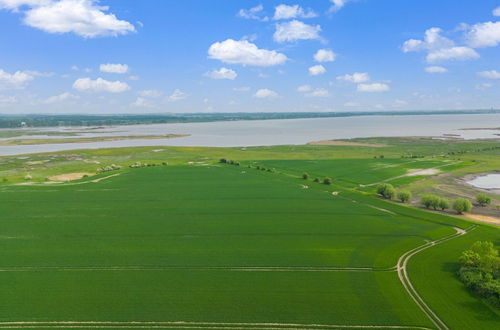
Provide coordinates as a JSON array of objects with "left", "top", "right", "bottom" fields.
[{"left": 0, "top": 138, "right": 498, "bottom": 329}]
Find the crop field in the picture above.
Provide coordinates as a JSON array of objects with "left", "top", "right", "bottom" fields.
[{"left": 0, "top": 159, "right": 497, "bottom": 329}]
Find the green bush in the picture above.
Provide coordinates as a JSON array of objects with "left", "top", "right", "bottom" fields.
[
  {"left": 420, "top": 194, "right": 440, "bottom": 210},
  {"left": 219, "top": 158, "right": 227, "bottom": 164},
  {"left": 453, "top": 198, "right": 473, "bottom": 214},
  {"left": 397, "top": 190, "right": 412, "bottom": 203},
  {"left": 376, "top": 183, "right": 395, "bottom": 199},
  {"left": 323, "top": 177, "right": 332, "bottom": 185},
  {"left": 476, "top": 194, "right": 491, "bottom": 207},
  {"left": 302, "top": 173, "right": 309, "bottom": 180},
  {"left": 313, "top": 178, "right": 320, "bottom": 183}
]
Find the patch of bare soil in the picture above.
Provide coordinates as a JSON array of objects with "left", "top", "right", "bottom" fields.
[
  {"left": 308, "top": 140, "right": 387, "bottom": 148},
  {"left": 48, "top": 173, "right": 94, "bottom": 182},
  {"left": 464, "top": 213, "right": 500, "bottom": 226},
  {"left": 405, "top": 168, "right": 441, "bottom": 176}
]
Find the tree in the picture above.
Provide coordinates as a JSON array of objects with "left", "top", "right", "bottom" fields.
[
  {"left": 397, "top": 190, "right": 412, "bottom": 203},
  {"left": 219, "top": 158, "right": 227, "bottom": 164},
  {"left": 438, "top": 198, "right": 450, "bottom": 211},
  {"left": 302, "top": 173, "right": 309, "bottom": 180},
  {"left": 420, "top": 195, "right": 440, "bottom": 210},
  {"left": 323, "top": 177, "right": 332, "bottom": 185},
  {"left": 376, "top": 183, "right": 395, "bottom": 199},
  {"left": 453, "top": 198, "right": 473, "bottom": 214},
  {"left": 313, "top": 178, "right": 320, "bottom": 183},
  {"left": 476, "top": 194, "right": 491, "bottom": 207}
]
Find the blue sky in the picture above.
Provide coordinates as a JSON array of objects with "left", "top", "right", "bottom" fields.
[{"left": 0, "top": 0, "right": 500, "bottom": 114}]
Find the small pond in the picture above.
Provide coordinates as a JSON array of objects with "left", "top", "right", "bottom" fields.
[{"left": 468, "top": 174, "right": 500, "bottom": 190}]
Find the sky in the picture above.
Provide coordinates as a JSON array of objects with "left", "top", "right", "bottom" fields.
[{"left": 0, "top": 0, "right": 500, "bottom": 114}]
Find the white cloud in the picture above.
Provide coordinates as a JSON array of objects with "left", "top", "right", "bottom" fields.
[
  {"left": 273, "top": 4, "right": 316, "bottom": 20},
  {"left": 425, "top": 66, "right": 448, "bottom": 73},
  {"left": 314, "top": 49, "right": 336, "bottom": 62},
  {"left": 204, "top": 67, "right": 237, "bottom": 80},
  {"left": 466, "top": 21, "right": 500, "bottom": 48},
  {"left": 168, "top": 89, "right": 188, "bottom": 102},
  {"left": 128, "top": 75, "right": 140, "bottom": 81},
  {"left": 237, "top": 4, "right": 268, "bottom": 21},
  {"left": 71, "top": 65, "right": 79, "bottom": 71},
  {"left": 139, "top": 89, "right": 162, "bottom": 98},
  {"left": 0, "top": 69, "right": 34, "bottom": 89},
  {"left": 0, "top": 95, "right": 18, "bottom": 104},
  {"left": 254, "top": 88, "right": 279, "bottom": 99},
  {"left": 402, "top": 27, "right": 479, "bottom": 63},
  {"left": 72, "top": 77, "right": 130, "bottom": 93},
  {"left": 273, "top": 20, "right": 321, "bottom": 43},
  {"left": 10, "top": 0, "right": 136, "bottom": 38},
  {"left": 337, "top": 72, "right": 370, "bottom": 83},
  {"left": 131, "top": 97, "right": 153, "bottom": 108},
  {"left": 477, "top": 70, "right": 500, "bottom": 79},
  {"left": 357, "top": 83, "right": 390, "bottom": 92},
  {"left": 233, "top": 86, "right": 250, "bottom": 92},
  {"left": 329, "top": 0, "right": 352, "bottom": 13},
  {"left": 297, "top": 84, "right": 312, "bottom": 92},
  {"left": 208, "top": 39, "right": 287, "bottom": 67},
  {"left": 494, "top": 6, "right": 500, "bottom": 16},
  {"left": 305, "top": 88, "right": 329, "bottom": 98},
  {"left": 308, "top": 65, "right": 326, "bottom": 76},
  {"left": 475, "top": 83, "right": 492, "bottom": 90},
  {"left": 100, "top": 63, "right": 129, "bottom": 74},
  {"left": 426, "top": 46, "right": 479, "bottom": 62},
  {"left": 43, "top": 92, "right": 78, "bottom": 104},
  {"left": 344, "top": 101, "right": 360, "bottom": 107}
]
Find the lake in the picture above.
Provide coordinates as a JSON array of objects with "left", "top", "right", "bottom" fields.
[
  {"left": 468, "top": 174, "right": 500, "bottom": 190},
  {"left": 0, "top": 113, "right": 499, "bottom": 156}
]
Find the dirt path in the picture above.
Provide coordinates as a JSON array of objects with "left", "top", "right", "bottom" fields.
[{"left": 396, "top": 226, "right": 476, "bottom": 330}]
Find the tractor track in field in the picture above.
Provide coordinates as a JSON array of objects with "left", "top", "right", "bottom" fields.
[
  {"left": 396, "top": 225, "right": 476, "bottom": 330},
  {"left": 0, "top": 321, "right": 434, "bottom": 329}
]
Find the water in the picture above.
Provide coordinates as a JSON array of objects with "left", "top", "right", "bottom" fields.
[
  {"left": 468, "top": 174, "right": 500, "bottom": 190},
  {"left": 0, "top": 113, "right": 499, "bottom": 156}
]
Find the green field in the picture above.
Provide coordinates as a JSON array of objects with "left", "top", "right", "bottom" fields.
[{"left": 0, "top": 138, "right": 498, "bottom": 329}]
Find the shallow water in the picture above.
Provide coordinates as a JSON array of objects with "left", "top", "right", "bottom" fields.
[
  {"left": 0, "top": 113, "right": 499, "bottom": 156},
  {"left": 468, "top": 174, "right": 500, "bottom": 190}
]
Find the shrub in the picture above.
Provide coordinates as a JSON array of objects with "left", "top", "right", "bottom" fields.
[
  {"left": 2, "top": 177, "right": 7, "bottom": 182},
  {"left": 453, "top": 198, "right": 473, "bottom": 214},
  {"left": 376, "top": 183, "right": 395, "bottom": 199},
  {"left": 323, "top": 177, "right": 332, "bottom": 185},
  {"left": 438, "top": 198, "right": 450, "bottom": 211},
  {"left": 397, "top": 190, "right": 412, "bottom": 203},
  {"left": 24, "top": 174, "right": 32, "bottom": 180},
  {"left": 162, "top": 162, "right": 168, "bottom": 166},
  {"left": 476, "top": 194, "right": 491, "bottom": 207},
  {"left": 420, "top": 194, "right": 440, "bottom": 210},
  {"left": 302, "top": 173, "right": 309, "bottom": 180},
  {"left": 219, "top": 158, "right": 227, "bottom": 164},
  {"left": 313, "top": 178, "right": 320, "bottom": 183}
]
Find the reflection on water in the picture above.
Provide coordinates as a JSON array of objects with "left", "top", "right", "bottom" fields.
[
  {"left": 0, "top": 113, "right": 499, "bottom": 156},
  {"left": 468, "top": 174, "right": 500, "bottom": 190}
]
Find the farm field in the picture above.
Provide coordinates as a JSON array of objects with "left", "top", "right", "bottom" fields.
[{"left": 0, "top": 138, "right": 498, "bottom": 329}]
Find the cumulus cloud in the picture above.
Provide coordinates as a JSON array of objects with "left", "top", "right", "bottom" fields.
[
  {"left": 100, "top": 63, "right": 129, "bottom": 74},
  {"left": 308, "top": 65, "right": 326, "bottom": 76},
  {"left": 72, "top": 77, "right": 130, "bottom": 93},
  {"left": 273, "top": 4, "right": 316, "bottom": 20},
  {"left": 131, "top": 97, "right": 153, "bottom": 108},
  {"left": 329, "top": 0, "right": 352, "bottom": 13},
  {"left": 305, "top": 88, "right": 329, "bottom": 98},
  {"left": 0, "top": 0, "right": 135, "bottom": 38},
  {"left": 357, "top": 83, "right": 390, "bottom": 92},
  {"left": 337, "top": 72, "right": 370, "bottom": 83},
  {"left": 138, "top": 89, "right": 162, "bottom": 98},
  {"left": 402, "top": 27, "right": 479, "bottom": 63},
  {"left": 425, "top": 66, "right": 448, "bottom": 73},
  {"left": 0, "top": 95, "right": 18, "bottom": 104},
  {"left": 465, "top": 21, "right": 500, "bottom": 48},
  {"left": 314, "top": 49, "right": 336, "bottom": 62},
  {"left": 297, "top": 84, "right": 312, "bottom": 92},
  {"left": 254, "top": 88, "right": 279, "bottom": 99},
  {"left": 494, "top": 6, "right": 500, "bottom": 16},
  {"left": 477, "top": 70, "right": 500, "bottom": 79},
  {"left": 168, "top": 89, "right": 188, "bottom": 102},
  {"left": 273, "top": 20, "right": 321, "bottom": 43},
  {"left": 43, "top": 92, "right": 78, "bottom": 103},
  {"left": 0, "top": 69, "right": 34, "bottom": 89},
  {"left": 204, "top": 67, "right": 237, "bottom": 80},
  {"left": 237, "top": 4, "right": 268, "bottom": 21},
  {"left": 208, "top": 39, "right": 287, "bottom": 67}
]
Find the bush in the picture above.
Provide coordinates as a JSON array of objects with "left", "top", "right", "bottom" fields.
[
  {"left": 476, "top": 194, "right": 491, "bottom": 207},
  {"left": 323, "top": 177, "right": 332, "bottom": 185},
  {"left": 24, "top": 174, "right": 32, "bottom": 181},
  {"left": 420, "top": 194, "right": 440, "bottom": 210},
  {"left": 453, "top": 198, "right": 473, "bottom": 214},
  {"left": 302, "top": 173, "right": 309, "bottom": 180},
  {"left": 397, "top": 190, "right": 412, "bottom": 203},
  {"left": 219, "top": 158, "right": 227, "bottom": 164},
  {"left": 313, "top": 178, "right": 320, "bottom": 183},
  {"left": 376, "top": 183, "right": 395, "bottom": 199},
  {"left": 438, "top": 198, "right": 450, "bottom": 211}
]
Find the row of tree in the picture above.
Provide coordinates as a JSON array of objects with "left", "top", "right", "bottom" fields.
[
  {"left": 375, "top": 183, "right": 492, "bottom": 214},
  {"left": 302, "top": 173, "right": 332, "bottom": 185},
  {"left": 459, "top": 241, "right": 499, "bottom": 307}
]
